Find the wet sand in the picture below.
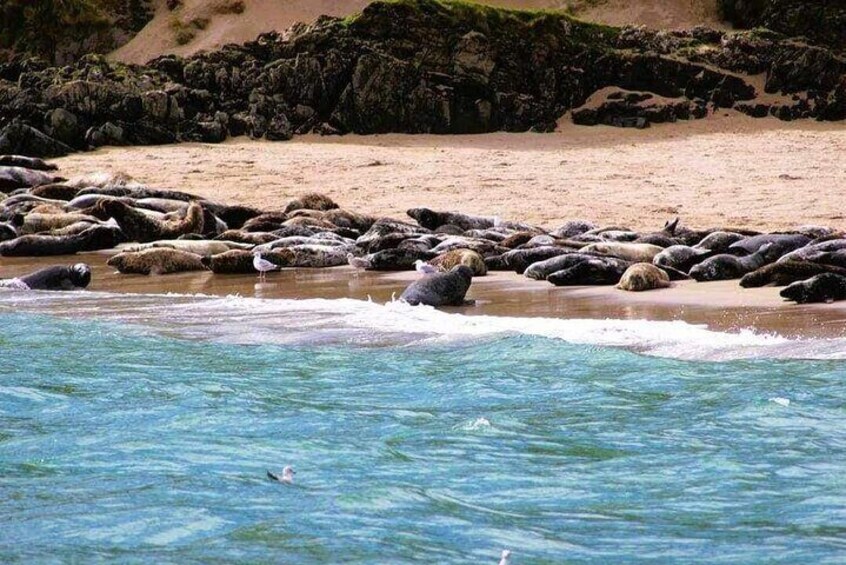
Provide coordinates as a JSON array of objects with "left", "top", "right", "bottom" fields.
[{"left": 3, "top": 254, "right": 845, "bottom": 340}]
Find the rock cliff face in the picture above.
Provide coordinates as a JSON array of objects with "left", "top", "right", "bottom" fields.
[
  {"left": 720, "top": 0, "right": 846, "bottom": 51},
  {"left": 0, "top": 0, "right": 844, "bottom": 156},
  {"left": 0, "top": 0, "right": 154, "bottom": 65}
]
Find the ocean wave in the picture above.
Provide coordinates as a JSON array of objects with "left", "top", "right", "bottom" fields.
[{"left": 1, "top": 289, "right": 844, "bottom": 361}]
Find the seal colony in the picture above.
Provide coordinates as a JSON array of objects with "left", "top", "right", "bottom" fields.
[{"left": 3, "top": 156, "right": 846, "bottom": 306}]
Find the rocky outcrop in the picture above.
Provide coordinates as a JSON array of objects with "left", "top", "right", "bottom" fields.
[
  {"left": 720, "top": 0, "right": 846, "bottom": 51},
  {"left": 0, "top": 0, "right": 844, "bottom": 156}
]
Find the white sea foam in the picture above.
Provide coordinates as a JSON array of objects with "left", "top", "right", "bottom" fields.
[{"left": 1, "top": 291, "right": 844, "bottom": 361}]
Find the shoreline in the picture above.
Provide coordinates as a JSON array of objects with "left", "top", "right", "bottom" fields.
[{"left": 3, "top": 253, "right": 845, "bottom": 340}]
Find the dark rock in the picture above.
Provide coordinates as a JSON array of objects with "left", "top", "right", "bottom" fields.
[{"left": 0, "top": 121, "right": 73, "bottom": 158}]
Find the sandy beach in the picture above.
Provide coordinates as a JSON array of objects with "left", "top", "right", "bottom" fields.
[{"left": 54, "top": 114, "right": 846, "bottom": 233}]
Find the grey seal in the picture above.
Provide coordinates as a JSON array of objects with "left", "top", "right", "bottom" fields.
[
  {"left": 780, "top": 273, "right": 846, "bottom": 304},
  {"left": 400, "top": 265, "right": 474, "bottom": 307}
]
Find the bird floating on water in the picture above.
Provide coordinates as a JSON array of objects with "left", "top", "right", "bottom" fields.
[
  {"left": 414, "top": 259, "right": 438, "bottom": 275},
  {"left": 253, "top": 251, "right": 278, "bottom": 282},
  {"left": 499, "top": 549, "right": 512, "bottom": 565},
  {"left": 267, "top": 465, "right": 295, "bottom": 484}
]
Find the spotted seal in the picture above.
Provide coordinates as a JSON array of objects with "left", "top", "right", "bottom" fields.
[
  {"left": 94, "top": 199, "right": 204, "bottom": 243},
  {"left": 107, "top": 248, "right": 208, "bottom": 275},
  {"left": 429, "top": 249, "right": 487, "bottom": 276}
]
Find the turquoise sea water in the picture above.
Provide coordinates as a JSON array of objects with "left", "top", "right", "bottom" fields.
[{"left": 2, "top": 292, "right": 846, "bottom": 563}]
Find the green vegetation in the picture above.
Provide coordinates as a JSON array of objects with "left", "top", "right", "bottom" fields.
[
  {"left": 341, "top": 0, "right": 619, "bottom": 44},
  {"left": 169, "top": 15, "right": 210, "bottom": 46},
  {"left": 0, "top": 0, "right": 115, "bottom": 63}
]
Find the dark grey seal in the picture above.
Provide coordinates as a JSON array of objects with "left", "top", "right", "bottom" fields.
[
  {"left": 740, "top": 261, "right": 846, "bottom": 288},
  {"left": 728, "top": 234, "right": 811, "bottom": 258},
  {"left": 0, "top": 263, "right": 91, "bottom": 291},
  {"left": 689, "top": 244, "right": 774, "bottom": 282},
  {"left": 0, "top": 155, "right": 58, "bottom": 171},
  {"left": 400, "top": 265, "right": 474, "bottom": 307},
  {"left": 547, "top": 258, "right": 630, "bottom": 286},
  {"left": 653, "top": 245, "right": 713, "bottom": 274},
  {"left": 780, "top": 273, "right": 846, "bottom": 304}
]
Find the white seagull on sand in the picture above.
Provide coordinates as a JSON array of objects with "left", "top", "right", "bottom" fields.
[
  {"left": 267, "top": 465, "right": 295, "bottom": 484},
  {"left": 414, "top": 259, "right": 438, "bottom": 275},
  {"left": 253, "top": 251, "right": 278, "bottom": 281},
  {"left": 499, "top": 549, "right": 512, "bottom": 565}
]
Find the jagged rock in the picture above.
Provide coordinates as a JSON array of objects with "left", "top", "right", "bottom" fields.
[
  {"left": 0, "top": 0, "right": 844, "bottom": 155},
  {"left": 0, "top": 121, "right": 73, "bottom": 158}
]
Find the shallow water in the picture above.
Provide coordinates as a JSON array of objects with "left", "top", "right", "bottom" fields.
[{"left": 2, "top": 294, "right": 846, "bottom": 563}]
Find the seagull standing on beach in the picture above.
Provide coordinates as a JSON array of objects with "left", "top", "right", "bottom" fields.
[
  {"left": 253, "top": 251, "right": 278, "bottom": 282},
  {"left": 414, "top": 259, "right": 438, "bottom": 275},
  {"left": 499, "top": 549, "right": 512, "bottom": 565},
  {"left": 267, "top": 465, "right": 295, "bottom": 484}
]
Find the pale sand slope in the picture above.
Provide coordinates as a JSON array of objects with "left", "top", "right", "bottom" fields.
[
  {"left": 112, "top": 0, "right": 721, "bottom": 65},
  {"left": 55, "top": 113, "right": 846, "bottom": 233},
  {"left": 113, "top": 0, "right": 573, "bottom": 64}
]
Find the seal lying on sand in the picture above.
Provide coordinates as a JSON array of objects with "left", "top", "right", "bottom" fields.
[
  {"left": 0, "top": 263, "right": 91, "bottom": 290},
  {"left": 407, "top": 208, "right": 496, "bottom": 231},
  {"left": 740, "top": 261, "right": 846, "bottom": 288},
  {"left": 94, "top": 200, "right": 204, "bottom": 243},
  {"left": 0, "top": 155, "right": 58, "bottom": 171},
  {"left": 617, "top": 263, "right": 671, "bottom": 291},
  {"left": 547, "top": 257, "right": 631, "bottom": 286},
  {"left": 283, "top": 192, "right": 339, "bottom": 213},
  {"left": 780, "top": 273, "right": 846, "bottom": 304},
  {"left": 0, "top": 225, "right": 123, "bottom": 256},
  {"left": 429, "top": 249, "right": 487, "bottom": 276},
  {"left": 107, "top": 248, "right": 207, "bottom": 275},
  {"left": 689, "top": 244, "right": 774, "bottom": 282},
  {"left": 400, "top": 265, "right": 474, "bottom": 307}
]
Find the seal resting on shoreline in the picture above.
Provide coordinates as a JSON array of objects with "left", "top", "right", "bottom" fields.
[
  {"left": 407, "top": 208, "right": 497, "bottom": 231},
  {"left": 93, "top": 200, "right": 204, "bottom": 243},
  {"left": 0, "top": 263, "right": 91, "bottom": 291},
  {"left": 740, "top": 261, "right": 846, "bottom": 288},
  {"left": 617, "top": 263, "right": 671, "bottom": 291},
  {"left": 0, "top": 225, "right": 123, "bottom": 256},
  {"left": 689, "top": 244, "right": 774, "bottom": 282},
  {"left": 400, "top": 265, "right": 474, "bottom": 306},
  {"left": 0, "top": 155, "right": 58, "bottom": 171},
  {"left": 547, "top": 257, "right": 631, "bottom": 286},
  {"left": 581, "top": 242, "right": 664, "bottom": 263},
  {"left": 107, "top": 248, "right": 207, "bottom": 275},
  {"left": 283, "top": 192, "right": 339, "bottom": 213},
  {"left": 780, "top": 273, "right": 846, "bottom": 304}
]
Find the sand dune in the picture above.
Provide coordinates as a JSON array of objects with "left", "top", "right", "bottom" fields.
[{"left": 112, "top": 0, "right": 723, "bottom": 64}]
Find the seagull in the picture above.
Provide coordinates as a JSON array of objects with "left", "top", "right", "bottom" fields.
[
  {"left": 347, "top": 252, "right": 371, "bottom": 270},
  {"left": 253, "top": 251, "right": 278, "bottom": 282},
  {"left": 414, "top": 259, "right": 438, "bottom": 275},
  {"left": 267, "top": 465, "right": 295, "bottom": 484},
  {"left": 499, "top": 549, "right": 512, "bottom": 565}
]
